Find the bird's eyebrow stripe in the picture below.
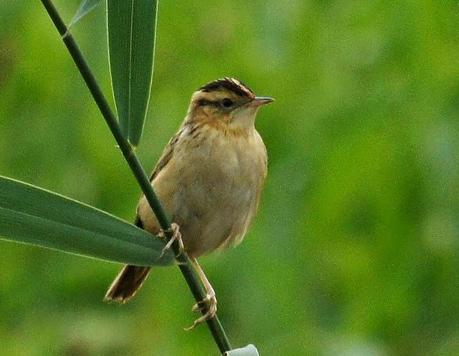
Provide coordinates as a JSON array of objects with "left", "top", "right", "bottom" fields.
[{"left": 198, "top": 99, "right": 220, "bottom": 107}]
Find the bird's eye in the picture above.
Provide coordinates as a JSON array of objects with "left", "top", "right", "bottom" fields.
[{"left": 221, "top": 98, "right": 234, "bottom": 108}]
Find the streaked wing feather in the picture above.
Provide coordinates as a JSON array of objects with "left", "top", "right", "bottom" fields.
[
  {"left": 149, "top": 127, "right": 183, "bottom": 181},
  {"left": 135, "top": 126, "right": 184, "bottom": 223}
]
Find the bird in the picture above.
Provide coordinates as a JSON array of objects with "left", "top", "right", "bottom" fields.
[{"left": 104, "top": 77, "right": 272, "bottom": 326}]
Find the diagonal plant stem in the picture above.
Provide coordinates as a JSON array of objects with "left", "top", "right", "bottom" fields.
[{"left": 39, "top": 0, "right": 232, "bottom": 353}]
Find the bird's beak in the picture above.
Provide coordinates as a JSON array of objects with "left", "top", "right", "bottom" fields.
[{"left": 252, "top": 96, "right": 275, "bottom": 106}]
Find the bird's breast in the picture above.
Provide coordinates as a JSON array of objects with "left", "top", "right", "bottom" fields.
[{"left": 148, "top": 126, "right": 267, "bottom": 257}]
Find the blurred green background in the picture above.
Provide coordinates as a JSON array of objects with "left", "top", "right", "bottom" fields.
[{"left": 1, "top": 1, "right": 459, "bottom": 355}]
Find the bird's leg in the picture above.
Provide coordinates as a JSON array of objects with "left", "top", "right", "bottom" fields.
[
  {"left": 185, "top": 258, "right": 217, "bottom": 330},
  {"left": 158, "top": 223, "right": 184, "bottom": 258}
]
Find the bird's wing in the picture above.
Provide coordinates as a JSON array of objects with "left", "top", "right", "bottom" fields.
[
  {"left": 149, "top": 128, "right": 182, "bottom": 181},
  {"left": 134, "top": 125, "right": 185, "bottom": 225}
]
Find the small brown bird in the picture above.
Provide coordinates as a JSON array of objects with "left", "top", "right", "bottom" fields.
[{"left": 105, "top": 77, "right": 272, "bottom": 325}]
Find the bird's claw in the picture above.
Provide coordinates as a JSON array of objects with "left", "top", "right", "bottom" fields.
[
  {"left": 159, "top": 223, "right": 184, "bottom": 258},
  {"left": 192, "top": 291, "right": 216, "bottom": 312},
  {"left": 185, "top": 292, "right": 217, "bottom": 331}
]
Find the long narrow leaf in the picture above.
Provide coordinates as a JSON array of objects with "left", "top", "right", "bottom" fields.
[
  {"left": 107, "top": 0, "right": 158, "bottom": 146},
  {"left": 68, "top": 0, "right": 103, "bottom": 29},
  {"left": 0, "top": 176, "right": 173, "bottom": 266}
]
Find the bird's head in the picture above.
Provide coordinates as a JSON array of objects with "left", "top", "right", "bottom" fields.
[{"left": 187, "top": 78, "right": 273, "bottom": 130}]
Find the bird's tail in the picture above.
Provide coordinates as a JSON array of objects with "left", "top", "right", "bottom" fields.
[{"left": 104, "top": 265, "right": 151, "bottom": 303}]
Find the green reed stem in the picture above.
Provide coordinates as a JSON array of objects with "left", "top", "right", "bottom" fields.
[{"left": 39, "top": 0, "right": 231, "bottom": 353}]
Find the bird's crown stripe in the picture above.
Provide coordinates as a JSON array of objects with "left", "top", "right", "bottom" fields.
[{"left": 199, "top": 77, "right": 254, "bottom": 97}]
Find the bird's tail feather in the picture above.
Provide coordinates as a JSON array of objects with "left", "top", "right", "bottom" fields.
[{"left": 104, "top": 265, "right": 151, "bottom": 303}]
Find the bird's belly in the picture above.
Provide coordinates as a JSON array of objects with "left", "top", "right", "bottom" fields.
[
  {"left": 144, "top": 130, "right": 266, "bottom": 258},
  {"left": 160, "top": 136, "right": 261, "bottom": 256},
  {"left": 174, "top": 157, "right": 258, "bottom": 256}
]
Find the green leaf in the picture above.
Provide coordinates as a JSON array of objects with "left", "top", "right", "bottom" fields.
[
  {"left": 0, "top": 176, "right": 174, "bottom": 266},
  {"left": 225, "top": 345, "right": 259, "bottom": 356},
  {"left": 68, "top": 0, "right": 103, "bottom": 29},
  {"left": 107, "top": 0, "right": 158, "bottom": 146}
]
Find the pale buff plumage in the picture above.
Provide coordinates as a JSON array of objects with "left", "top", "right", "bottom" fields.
[
  {"left": 138, "top": 114, "right": 267, "bottom": 256},
  {"left": 105, "top": 78, "right": 272, "bottom": 324}
]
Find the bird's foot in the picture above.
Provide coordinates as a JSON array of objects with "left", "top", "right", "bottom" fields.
[
  {"left": 159, "top": 223, "right": 184, "bottom": 258},
  {"left": 186, "top": 289, "right": 217, "bottom": 330}
]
